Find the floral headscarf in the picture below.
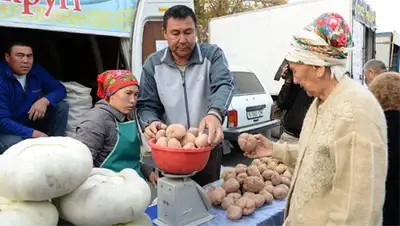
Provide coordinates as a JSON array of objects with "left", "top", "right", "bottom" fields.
[
  {"left": 286, "top": 13, "right": 353, "bottom": 79},
  {"left": 97, "top": 70, "right": 138, "bottom": 99}
]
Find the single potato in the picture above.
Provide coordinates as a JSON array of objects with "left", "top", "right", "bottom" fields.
[
  {"left": 237, "top": 133, "right": 257, "bottom": 153},
  {"left": 259, "top": 190, "right": 274, "bottom": 204},
  {"left": 222, "top": 168, "right": 237, "bottom": 181},
  {"left": 276, "top": 184, "right": 290, "bottom": 193},
  {"left": 207, "top": 187, "right": 227, "bottom": 205},
  {"left": 155, "top": 137, "right": 168, "bottom": 147},
  {"left": 183, "top": 142, "right": 196, "bottom": 149},
  {"left": 156, "top": 129, "right": 166, "bottom": 140},
  {"left": 242, "top": 192, "right": 255, "bottom": 198},
  {"left": 247, "top": 165, "right": 261, "bottom": 177},
  {"left": 167, "top": 138, "right": 182, "bottom": 148},
  {"left": 258, "top": 164, "right": 268, "bottom": 174},
  {"left": 282, "top": 170, "right": 293, "bottom": 179},
  {"left": 271, "top": 172, "right": 282, "bottom": 186},
  {"left": 272, "top": 187, "right": 288, "bottom": 200},
  {"left": 235, "top": 197, "right": 256, "bottom": 216},
  {"left": 281, "top": 176, "right": 291, "bottom": 186},
  {"left": 266, "top": 162, "right": 278, "bottom": 171},
  {"left": 195, "top": 134, "right": 208, "bottom": 147},
  {"left": 260, "top": 157, "right": 270, "bottom": 164},
  {"left": 227, "top": 192, "right": 242, "bottom": 201},
  {"left": 221, "top": 178, "right": 240, "bottom": 193},
  {"left": 236, "top": 172, "right": 248, "bottom": 185},
  {"left": 227, "top": 205, "right": 242, "bottom": 220},
  {"left": 263, "top": 184, "right": 275, "bottom": 194},
  {"left": 251, "top": 159, "right": 262, "bottom": 166},
  {"left": 262, "top": 169, "right": 274, "bottom": 181},
  {"left": 166, "top": 124, "right": 187, "bottom": 140},
  {"left": 221, "top": 197, "right": 235, "bottom": 210},
  {"left": 251, "top": 194, "right": 266, "bottom": 208},
  {"left": 181, "top": 132, "right": 196, "bottom": 146},
  {"left": 235, "top": 164, "right": 247, "bottom": 174},
  {"left": 264, "top": 180, "right": 273, "bottom": 186},
  {"left": 275, "top": 164, "right": 287, "bottom": 174},
  {"left": 187, "top": 127, "right": 199, "bottom": 137},
  {"left": 243, "top": 176, "right": 264, "bottom": 193}
]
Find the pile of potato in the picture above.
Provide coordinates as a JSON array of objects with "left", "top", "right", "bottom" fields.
[
  {"left": 154, "top": 124, "right": 210, "bottom": 149},
  {"left": 207, "top": 157, "right": 293, "bottom": 220}
]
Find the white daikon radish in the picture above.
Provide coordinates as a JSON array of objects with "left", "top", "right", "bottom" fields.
[
  {"left": 0, "top": 137, "right": 93, "bottom": 201},
  {"left": 0, "top": 197, "right": 59, "bottom": 226},
  {"left": 56, "top": 168, "right": 151, "bottom": 226}
]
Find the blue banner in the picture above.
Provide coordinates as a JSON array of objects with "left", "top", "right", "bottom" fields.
[
  {"left": 0, "top": 0, "right": 137, "bottom": 37},
  {"left": 353, "top": 0, "right": 376, "bottom": 30}
]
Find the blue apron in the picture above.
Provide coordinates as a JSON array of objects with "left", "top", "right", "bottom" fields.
[{"left": 100, "top": 119, "right": 144, "bottom": 179}]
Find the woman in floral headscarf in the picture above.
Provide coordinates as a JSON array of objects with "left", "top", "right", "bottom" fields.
[
  {"left": 245, "top": 13, "right": 387, "bottom": 225},
  {"left": 76, "top": 70, "right": 157, "bottom": 186}
]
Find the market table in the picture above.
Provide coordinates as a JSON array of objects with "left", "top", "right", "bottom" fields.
[{"left": 145, "top": 178, "right": 286, "bottom": 226}]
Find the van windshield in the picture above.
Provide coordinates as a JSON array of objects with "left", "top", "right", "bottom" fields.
[{"left": 233, "top": 72, "right": 266, "bottom": 95}]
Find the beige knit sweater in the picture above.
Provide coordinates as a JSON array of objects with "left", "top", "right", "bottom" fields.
[{"left": 273, "top": 76, "right": 388, "bottom": 226}]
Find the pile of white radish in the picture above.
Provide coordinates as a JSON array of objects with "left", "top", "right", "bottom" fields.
[{"left": 0, "top": 137, "right": 153, "bottom": 226}]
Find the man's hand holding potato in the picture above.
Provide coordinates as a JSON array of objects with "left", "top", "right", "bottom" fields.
[{"left": 144, "top": 121, "right": 167, "bottom": 140}]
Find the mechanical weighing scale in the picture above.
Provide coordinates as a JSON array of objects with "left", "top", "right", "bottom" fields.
[{"left": 153, "top": 171, "right": 214, "bottom": 226}]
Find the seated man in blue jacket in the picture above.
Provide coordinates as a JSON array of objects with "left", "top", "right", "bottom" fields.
[{"left": 0, "top": 42, "right": 68, "bottom": 153}]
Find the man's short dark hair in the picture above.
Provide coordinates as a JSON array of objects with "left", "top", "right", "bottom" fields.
[
  {"left": 163, "top": 5, "right": 197, "bottom": 29},
  {"left": 6, "top": 41, "right": 32, "bottom": 54},
  {"left": 364, "top": 59, "right": 387, "bottom": 72}
]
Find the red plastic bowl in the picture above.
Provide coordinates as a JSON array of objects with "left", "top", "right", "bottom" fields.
[{"left": 148, "top": 139, "right": 215, "bottom": 175}]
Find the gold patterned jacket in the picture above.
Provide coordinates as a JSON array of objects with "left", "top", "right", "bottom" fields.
[{"left": 273, "top": 76, "right": 388, "bottom": 226}]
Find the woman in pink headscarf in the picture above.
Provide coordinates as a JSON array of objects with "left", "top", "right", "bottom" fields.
[
  {"left": 245, "top": 13, "right": 387, "bottom": 226},
  {"left": 76, "top": 70, "right": 158, "bottom": 186}
]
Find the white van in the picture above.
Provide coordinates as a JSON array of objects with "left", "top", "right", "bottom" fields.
[{"left": 209, "top": 0, "right": 377, "bottom": 96}]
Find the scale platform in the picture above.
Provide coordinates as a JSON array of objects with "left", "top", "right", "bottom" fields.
[{"left": 153, "top": 170, "right": 214, "bottom": 226}]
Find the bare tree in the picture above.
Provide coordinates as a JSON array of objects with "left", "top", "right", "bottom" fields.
[{"left": 194, "top": 0, "right": 288, "bottom": 42}]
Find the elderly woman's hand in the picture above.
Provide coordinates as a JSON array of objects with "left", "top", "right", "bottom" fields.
[{"left": 244, "top": 134, "right": 273, "bottom": 158}]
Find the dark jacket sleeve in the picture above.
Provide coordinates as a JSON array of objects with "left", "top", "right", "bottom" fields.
[
  {"left": 140, "top": 162, "right": 154, "bottom": 180},
  {"left": 208, "top": 48, "right": 235, "bottom": 116},
  {"left": 383, "top": 110, "right": 400, "bottom": 225},
  {"left": 35, "top": 64, "right": 67, "bottom": 107},
  {"left": 0, "top": 83, "right": 33, "bottom": 138},
  {"left": 136, "top": 60, "right": 165, "bottom": 131},
  {"left": 276, "top": 81, "right": 301, "bottom": 110},
  {"left": 75, "top": 120, "right": 105, "bottom": 162}
]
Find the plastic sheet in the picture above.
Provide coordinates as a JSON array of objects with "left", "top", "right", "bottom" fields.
[{"left": 146, "top": 177, "right": 286, "bottom": 226}]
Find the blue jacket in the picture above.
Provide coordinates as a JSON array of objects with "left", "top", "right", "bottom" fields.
[{"left": 0, "top": 61, "right": 67, "bottom": 138}]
